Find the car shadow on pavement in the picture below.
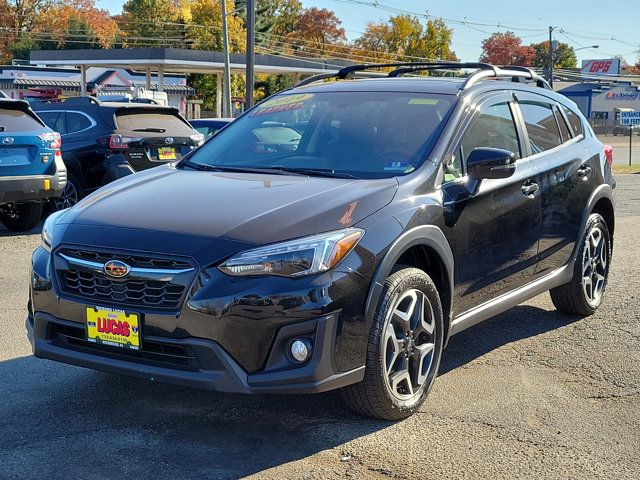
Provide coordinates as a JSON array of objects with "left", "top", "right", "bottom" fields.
[
  {"left": 0, "top": 355, "right": 389, "bottom": 480},
  {"left": 0, "top": 305, "right": 580, "bottom": 479},
  {"left": 439, "top": 304, "right": 581, "bottom": 375}
]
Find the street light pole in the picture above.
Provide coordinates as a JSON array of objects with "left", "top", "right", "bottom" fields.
[
  {"left": 221, "top": 0, "right": 232, "bottom": 118},
  {"left": 548, "top": 26, "right": 554, "bottom": 90},
  {"left": 246, "top": 0, "right": 256, "bottom": 109}
]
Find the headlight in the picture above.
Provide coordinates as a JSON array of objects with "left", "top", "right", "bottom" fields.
[
  {"left": 41, "top": 209, "right": 68, "bottom": 252},
  {"left": 219, "top": 228, "right": 364, "bottom": 277}
]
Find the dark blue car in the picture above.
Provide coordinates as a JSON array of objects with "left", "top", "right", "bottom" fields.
[{"left": 0, "top": 99, "right": 67, "bottom": 231}]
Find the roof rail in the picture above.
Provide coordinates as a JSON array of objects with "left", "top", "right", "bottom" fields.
[
  {"left": 387, "top": 62, "right": 498, "bottom": 77},
  {"left": 294, "top": 61, "right": 552, "bottom": 90}
]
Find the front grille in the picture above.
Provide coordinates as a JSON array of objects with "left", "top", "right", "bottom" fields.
[
  {"left": 63, "top": 270, "right": 185, "bottom": 308},
  {"left": 51, "top": 323, "right": 200, "bottom": 371},
  {"left": 55, "top": 247, "right": 194, "bottom": 311}
]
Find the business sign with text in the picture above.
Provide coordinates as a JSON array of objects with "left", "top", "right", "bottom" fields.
[
  {"left": 620, "top": 111, "right": 640, "bottom": 126},
  {"left": 581, "top": 59, "right": 620, "bottom": 76}
]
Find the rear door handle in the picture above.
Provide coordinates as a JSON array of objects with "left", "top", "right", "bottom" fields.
[
  {"left": 521, "top": 182, "right": 539, "bottom": 196},
  {"left": 577, "top": 165, "right": 592, "bottom": 178}
]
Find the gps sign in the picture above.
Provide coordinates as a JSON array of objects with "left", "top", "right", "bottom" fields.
[
  {"left": 619, "top": 111, "right": 640, "bottom": 126},
  {"left": 581, "top": 59, "right": 620, "bottom": 75}
]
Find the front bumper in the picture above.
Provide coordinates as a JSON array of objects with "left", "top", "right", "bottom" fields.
[
  {"left": 26, "top": 311, "right": 364, "bottom": 394},
  {"left": 0, "top": 167, "right": 67, "bottom": 205},
  {"left": 29, "top": 244, "right": 371, "bottom": 394}
]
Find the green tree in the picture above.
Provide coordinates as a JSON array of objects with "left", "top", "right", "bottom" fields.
[
  {"left": 119, "top": 0, "right": 183, "bottom": 47},
  {"left": 530, "top": 40, "right": 577, "bottom": 68}
]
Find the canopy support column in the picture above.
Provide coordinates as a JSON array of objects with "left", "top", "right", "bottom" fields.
[
  {"left": 216, "top": 72, "right": 222, "bottom": 118},
  {"left": 157, "top": 65, "right": 164, "bottom": 92},
  {"left": 80, "top": 65, "right": 87, "bottom": 96}
]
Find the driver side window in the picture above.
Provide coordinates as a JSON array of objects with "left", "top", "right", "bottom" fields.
[{"left": 444, "top": 102, "right": 521, "bottom": 183}]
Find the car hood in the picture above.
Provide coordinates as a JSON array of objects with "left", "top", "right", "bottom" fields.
[{"left": 59, "top": 164, "right": 398, "bottom": 246}]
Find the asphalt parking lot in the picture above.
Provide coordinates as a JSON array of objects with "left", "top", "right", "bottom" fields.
[{"left": 0, "top": 176, "right": 638, "bottom": 480}]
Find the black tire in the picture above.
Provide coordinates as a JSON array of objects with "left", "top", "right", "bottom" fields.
[
  {"left": 341, "top": 267, "right": 444, "bottom": 420},
  {"left": 0, "top": 202, "right": 43, "bottom": 232},
  {"left": 550, "top": 213, "right": 611, "bottom": 316},
  {"left": 52, "top": 170, "right": 84, "bottom": 211}
]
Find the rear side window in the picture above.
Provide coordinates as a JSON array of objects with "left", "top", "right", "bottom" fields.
[
  {"left": 115, "top": 110, "right": 194, "bottom": 135},
  {"left": 38, "top": 111, "right": 66, "bottom": 134},
  {"left": 519, "top": 102, "right": 562, "bottom": 153},
  {"left": 66, "top": 112, "right": 92, "bottom": 134},
  {"left": 0, "top": 107, "right": 43, "bottom": 132},
  {"left": 562, "top": 105, "right": 584, "bottom": 138},
  {"left": 554, "top": 105, "right": 572, "bottom": 142}
]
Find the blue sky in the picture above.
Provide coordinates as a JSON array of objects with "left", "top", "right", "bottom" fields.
[{"left": 96, "top": 0, "right": 640, "bottom": 65}]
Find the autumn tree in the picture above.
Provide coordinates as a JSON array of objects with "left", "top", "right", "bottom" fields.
[
  {"left": 356, "top": 16, "right": 457, "bottom": 62},
  {"left": 530, "top": 40, "right": 577, "bottom": 68},
  {"left": 39, "top": 0, "right": 121, "bottom": 49},
  {"left": 2, "top": 0, "right": 121, "bottom": 60},
  {"left": 284, "top": 7, "right": 346, "bottom": 56},
  {"left": 1, "top": 0, "right": 54, "bottom": 61},
  {"left": 479, "top": 32, "right": 536, "bottom": 66}
]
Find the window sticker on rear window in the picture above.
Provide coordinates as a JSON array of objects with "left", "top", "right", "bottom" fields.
[
  {"left": 408, "top": 98, "right": 438, "bottom": 105},
  {"left": 251, "top": 94, "right": 314, "bottom": 117}
]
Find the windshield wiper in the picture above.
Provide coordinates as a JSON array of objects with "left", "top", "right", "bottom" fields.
[
  {"left": 269, "top": 166, "right": 361, "bottom": 179},
  {"left": 180, "top": 161, "right": 305, "bottom": 175},
  {"left": 132, "top": 128, "right": 166, "bottom": 133}
]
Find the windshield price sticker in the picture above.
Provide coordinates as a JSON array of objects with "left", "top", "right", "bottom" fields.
[{"left": 251, "top": 94, "right": 314, "bottom": 117}]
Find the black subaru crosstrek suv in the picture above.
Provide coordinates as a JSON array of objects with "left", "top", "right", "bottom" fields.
[
  {"left": 27, "top": 63, "right": 615, "bottom": 420},
  {"left": 32, "top": 97, "right": 204, "bottom": 209}
]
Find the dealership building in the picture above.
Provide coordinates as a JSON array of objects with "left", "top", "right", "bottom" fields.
[{"left": 559, "top": 81, "right": 640, "bottom": 132}]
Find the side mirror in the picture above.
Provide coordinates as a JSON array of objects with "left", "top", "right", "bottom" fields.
[{"left": 467, "top": 147, "right": 517, "bottom": 180}]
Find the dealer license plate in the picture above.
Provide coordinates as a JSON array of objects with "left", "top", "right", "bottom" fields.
[
  {"left": 158, "top": 146, "right": 176, "bottom": 160},
  {"left": 86, "top": 306, "right": 141, "bottom": 350}
]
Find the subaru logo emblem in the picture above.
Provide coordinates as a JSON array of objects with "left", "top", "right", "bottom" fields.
[
  {"left": 104, "top": 260, "right": 131, "bottom": 278},
  {"left": 165, "top": 137, "right": 174, "bottom": 145},
  {"left": 2, "top": 137, "right": 14, "bottom": 145}
]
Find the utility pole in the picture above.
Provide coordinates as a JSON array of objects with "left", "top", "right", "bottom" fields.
[
  {"left": 221, "top": 0, "right": 232, "bottom": 118},
  {"left": 548, "top": 26, "right": 554, "bottom": 90},
  {"left": 246, "top": 0, "right": 256, "bottom": 109}
]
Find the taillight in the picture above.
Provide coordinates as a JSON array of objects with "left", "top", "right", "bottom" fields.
[
  {"left": 603, "top": 145, "right": 613, "bottom": 166},
  {"left": 109, "top": 134, "right": 142, "bottom": 150},
  {"left": 38, "top": 132, "right": 61, "bottom": 149},
  {"left": 54, "top": 150, "right": 63, "bottom": 162}
]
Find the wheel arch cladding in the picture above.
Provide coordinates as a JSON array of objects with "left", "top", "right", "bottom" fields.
[
  {"left": 365, "top": 225, "right": 454, "bottom": 341},
  {"left": 591, "top": 197, "right": 615, "bottom": 241}
]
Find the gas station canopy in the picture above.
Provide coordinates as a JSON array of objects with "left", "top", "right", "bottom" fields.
[{"left": 30, "top": 48, "right": 350, "bottom": 77}]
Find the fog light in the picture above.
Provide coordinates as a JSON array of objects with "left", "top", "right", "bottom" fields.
[{"left": 290, "top": 339, "right": 311, "bottom": 363}]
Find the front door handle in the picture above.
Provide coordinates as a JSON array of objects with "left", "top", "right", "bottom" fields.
[
  {"left": 577, "top": 165, "right": 592, "bottom": 179},
  {"left": 521, "top": 182, "right": 539, "bottom": 196}
]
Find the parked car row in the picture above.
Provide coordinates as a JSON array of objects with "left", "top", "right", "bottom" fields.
[{"left": 0, "top": 96, "right": 232, "bottom": 231}]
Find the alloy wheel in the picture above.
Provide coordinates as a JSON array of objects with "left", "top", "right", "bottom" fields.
[
  {"left": 53, "top": 180, "right": 79, "bottom": 210},
  {"left": 382, "top": 288, "right": 436, "bottom": 400},
  {"left": 582, "top": 226, "right": 608, "bottom": 306}
]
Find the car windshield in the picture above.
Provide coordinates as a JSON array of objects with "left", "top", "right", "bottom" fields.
[{"left": 183, "top": 91, "right": 455, "bottom": 179}]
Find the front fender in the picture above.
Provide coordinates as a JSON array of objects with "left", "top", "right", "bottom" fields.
[{"left": 364, "top": 224, "right": 454, "bottom": 328}]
